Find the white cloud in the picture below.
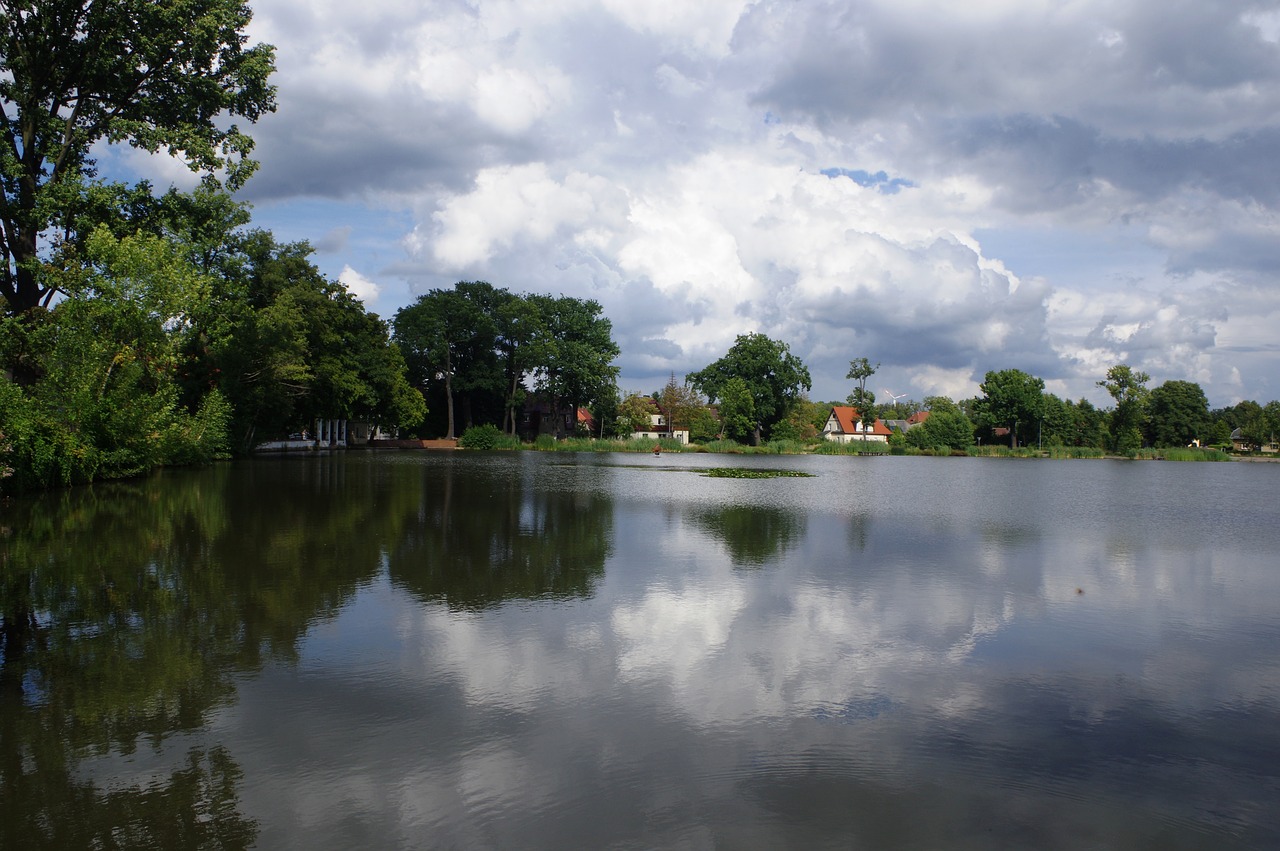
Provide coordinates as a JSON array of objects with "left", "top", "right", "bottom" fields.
[{"left": 338, "top": 265, "right": 382, "bottom": 305}]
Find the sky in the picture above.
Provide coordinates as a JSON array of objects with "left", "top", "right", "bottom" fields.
[{"left": 107, "top": 0, "right": 1280, "bottom": 407}]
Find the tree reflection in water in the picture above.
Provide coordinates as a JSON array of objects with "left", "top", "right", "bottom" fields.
[
  {"left": 689, "top": 504, "right": 806, "bottom": 567},
  {"left": 388, "top": 457, "right": 613, "bottom": 609},
  {"left": 0, "top": 455, "right": 422, "bottom": 849}
]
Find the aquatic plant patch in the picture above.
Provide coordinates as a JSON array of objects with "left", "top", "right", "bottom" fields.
[{"left": 701, "top": 467, "right": 815, "bottom": 479}]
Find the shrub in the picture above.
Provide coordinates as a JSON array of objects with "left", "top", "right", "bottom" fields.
[{"left": 459, "top": 423, "right": 504, "bottom": 450}]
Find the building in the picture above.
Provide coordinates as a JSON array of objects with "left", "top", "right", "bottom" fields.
[{"left": 822, "top": 406, "right": 892, "bottom": 443}]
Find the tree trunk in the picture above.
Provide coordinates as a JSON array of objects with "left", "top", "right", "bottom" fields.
[{"left": 444, "top": 374, "right": 455, "bottom": 440}]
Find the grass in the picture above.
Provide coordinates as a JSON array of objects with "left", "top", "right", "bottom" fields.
[
  {"left": 811, "top": 440, "right": 890, "bottom": 455},
  {"left": 1129, "top": 447, "right": 1232, "bottom": 462}
]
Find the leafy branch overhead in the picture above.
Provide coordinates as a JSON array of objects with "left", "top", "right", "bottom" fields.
[{"left": 0, "top": 0, "right": 278, "bottom": 314}]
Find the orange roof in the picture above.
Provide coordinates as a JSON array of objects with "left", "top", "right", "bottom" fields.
[
  {"left": 831, "top": 406, "right": 859, "bottom": 433},
  {"left": 829, "top": 406, "right": 891, "bottom": 436},
  {"left": 907, "top": 410, "right": 931, "bottom": 425}
]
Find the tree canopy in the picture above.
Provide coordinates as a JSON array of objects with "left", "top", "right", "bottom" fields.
[
  {"left": 688, "top": 333, "right": 811, "bottom": 445},
  {"left": 977, "top": 368, "right": 1045, "bottom": 448},
  {"left": 0, "top": 0, "right": 277, "bottom": 315},
  {"left": 393, "top": 286, "right": 619, "bottom": 440}
]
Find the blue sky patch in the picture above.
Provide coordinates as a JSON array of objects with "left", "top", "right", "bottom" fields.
[{"left": 821, "top": 168, "right": 915, "bottom": 194}]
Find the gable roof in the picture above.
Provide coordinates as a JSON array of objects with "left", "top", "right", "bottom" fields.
[
  {"left": 828, "top": 406, "right": 892, "bottom": 436},
  {"left": 830, "top": 405, "right": 859, "bottom": 434},
  {"left": 907, "top": 410, "right": 931, "bottom": 425}
]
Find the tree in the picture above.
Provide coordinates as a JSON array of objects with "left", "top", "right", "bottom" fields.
[
  {"left": 978, "top": 369, "right": 1045, "bottom": 448},
  {"left": 906, "top": 409, "right": 974, "bottom": 452},
  {"left": 393, "top": 286, "right": 495, "bottom": 440},
  {"left": 1146, "top": 380, "right": 1209, "bottom": 447},
  {"left": 206, "top": 235, "right": 422, "bottom": 451},
  {"left": 688, "top": 333, "right": 812, "bottom": 445},
  {"left": 1098, "top": 364, "right": 1150, "bottom": 451},
  {"left": 616, "top": 392, "right": 657, "bottom": 435},
  {"left": 717, "top": 377, "right": 756, "bottom": 442},
  {"left": 659, "top": 373, "right": 705, "bottom": 439},
  {"left": 531, "top": 295, "right": 620, "bottom": 437},
  {"left": 0, "top": 0, "right": 277, "bottom": 315},
  {"left": 494, "top": 290, "right": 545, "bottom": 435},
  {"left": 845, "top": 358, "right": 879, "bottom": 442}
]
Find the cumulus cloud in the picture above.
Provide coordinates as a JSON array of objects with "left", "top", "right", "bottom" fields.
[
  {"left": 106, "top": 0, "right": 1280, "bottom": 404},
  {"left": 338, "top": 265, "right": 382, "bottom": 305}
]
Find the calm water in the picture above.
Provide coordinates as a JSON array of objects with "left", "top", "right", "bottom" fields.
[{"left": 2, "top": 451, "right": 1278, "bottom": 849}]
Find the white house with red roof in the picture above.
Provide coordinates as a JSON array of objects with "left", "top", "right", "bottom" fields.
[{"left": 822, "top": 406, "right": 893, "bottom": 443}]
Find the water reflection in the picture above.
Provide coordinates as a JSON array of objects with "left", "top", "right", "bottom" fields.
[
  {"left": 3, "top": 453, "right": 1279, "bottom": 849},
  {"left": 689, "top": 504, "right": 805, "bottom": 567},
  {"left": 387, "top": 455, "right": 612, "bottom": 609},
  {"left": 0, "top": 455, "right": 420, "bottom": 848}
]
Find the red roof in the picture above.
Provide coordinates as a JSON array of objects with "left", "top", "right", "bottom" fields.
[
  {"left": 831, "top": 406, "right": 859, "bottom": 434},
  {"left": 907, "top": 410, "right": 931, "bottom": 425},
  {"left": 829, "top": 406, "right": 892, "bottom": 436}
]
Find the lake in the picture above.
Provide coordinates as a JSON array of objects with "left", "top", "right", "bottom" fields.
[{"left": 2, "top": 450, "right": 1278, "bottom": 849}]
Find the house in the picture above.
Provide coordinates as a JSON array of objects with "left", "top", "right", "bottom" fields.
[
  {"left": 631, "top": 404, "right": 690, "bottom": 444},
  {"left": 520, "top": 398, "right": 585, "bottom": 440},
  {"left": 822, "top": 406, "right": 892, "bottom": 443},
  {"left": 1232, "top": 427, "right": 1280, "bottom": 453}
]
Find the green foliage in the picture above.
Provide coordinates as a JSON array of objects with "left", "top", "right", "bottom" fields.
[
  {"left": 617, "top": 392, "right": 658, "bottom": 434},
  {"left": 687, "top": 406, "right": 722, "bottom": 443},
  {"left": 0, "top": 0, "right": 277, "bottom": 314},
  {"left": 689, "top": 333, "right": 811, "bottom": 444},
  {"left": 395, "top": 287, "right": 619, "bottom": 440},
  {"left": 0, "top": 231, "right": 234, "bottom": 493},
  {"left": 1146, "top": 380, "right": 1209, "bottom": 447},
  {"left": 698, "top": 438, "right": 752, "bottom": 454},
  {"left": 458, "top": 423, "right": 505, "bottom": 450},
  {"left": 716, "top": 376, "right": 758, "bottom": 443},
  {"left": 977, "top": 368, "right": 1045, "bottom": 448},
  {"left": 811, "top": 439, "right": 889, "bottom": 455},
  {"left": 205, "top": 234, "right": 424, "bottom": 451},
  {"left": 845, "top": 357, "right": 879, "bottom": 422},
  {"left": 770, "top": 397, "right": 821, "bottom": 442},
  {"left": 906, "top": 409, "right": 974, "bottom": 451},
  {"left": 764, "top": 439, "right": 809, "bottom": 454},
  {"left": 533, "top": 433, "right": 558, "bottom": 451},
  {"left": 1099, "top": 364, "right": 1150, "bottom": 451},
  {"left": 394, "top": 284, "right": 497, "bottom": 439},
  {"left": 1128, "top": 447, "right": 1231, "bottom": 461}
]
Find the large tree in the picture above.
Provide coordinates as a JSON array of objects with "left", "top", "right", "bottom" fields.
[
  {"left": 978, "top": 368, "right": 1045, "bottom": 448},
  {"left": 1146, "top": 380, "right": 1208, "bottom": 447},
  {"left": 845, "top": 357, "right": 879, "bottom": 442},
  {"left": 531, "top": 294, "right": 619, "bottom": 437},
  {"left": 688, "top": 333, "right": 811, "bottom": 445},
  {"left": 1098, "top": 363, "right": 1150, "bottom": 451},
  {"left": 0, "top": 0, "right": 277, "bottom": 315},
  {"left": 393, "top": 287, "right": 488, "bottom": 440}
]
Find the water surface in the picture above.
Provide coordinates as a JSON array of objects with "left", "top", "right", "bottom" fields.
[{"left": 3, "top": 452, "right": 1278, "bottom": 848}]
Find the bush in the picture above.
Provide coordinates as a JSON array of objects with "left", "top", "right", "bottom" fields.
[{"left": 458, "top": 423, "right": 504, "bottom": 450}]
